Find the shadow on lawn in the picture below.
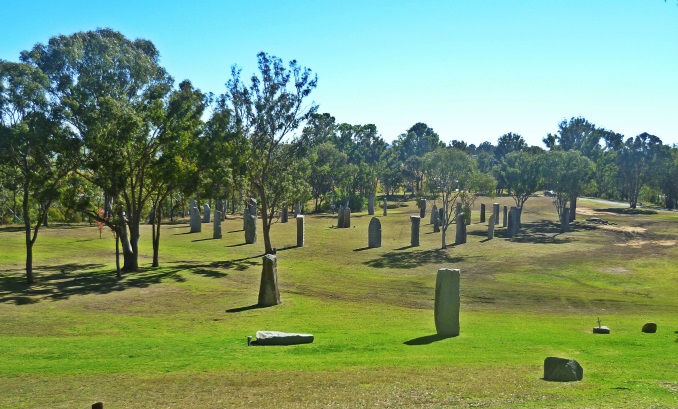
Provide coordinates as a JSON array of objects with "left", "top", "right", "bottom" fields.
[
  {"left": 404, "top": 333, "right": 456, "bottom": 345},
  {"left": 364, "top": 249, "right": 464, "bottom": 269},
  {"left": 466, "top": 220, "right": 596, "bottom": 244}
]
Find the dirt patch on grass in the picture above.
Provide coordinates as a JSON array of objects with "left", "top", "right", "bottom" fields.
[
  {"left": 577, "top": 207, "right": 622, "bottom": 217},
  {"left": 596, "top": 224, "right": 647, "bottom": 234},
  {"left": 599, "top": 267, "right": 633, "bottom": 274},
  {"left": 614, "top": 239, "right": 677, "bottom": 248}
]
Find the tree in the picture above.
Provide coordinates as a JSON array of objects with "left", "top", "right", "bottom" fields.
[
  {"left": 501, "top": 151, "right": 543, "bottom": 218},
  {"left": 393, "top": 123, "right": 444, "bottom": 193},
  {"left": 225, "top": 52, "right": 318, "bottom": 254},
  {"left": 0, "top": 61, "right": 80, "bottom": 284},
  {"left": 617, "top": 133, "right": 663, "bottom": 209},
  {"left": 22, "top": 29, "right": 173, "bottom": 272},
  {"left": 308, "top": 142, "right": 348, "bottom": 211}
]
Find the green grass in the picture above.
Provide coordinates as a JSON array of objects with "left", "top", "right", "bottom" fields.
[{"left": 0, "top": 196, "right": 677, "bottom": 408}]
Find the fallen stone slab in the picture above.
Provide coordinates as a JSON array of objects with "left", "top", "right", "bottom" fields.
[
  {"left": 254, "top": 330, "right": 314, "bottom": 346},
  {"left": 543, "top": 357, "right": 583, "bottom": 382}
]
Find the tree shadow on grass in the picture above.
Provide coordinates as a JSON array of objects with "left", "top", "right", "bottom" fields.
[
  {"left": 596, "top": 207, "right": 657, "bottom": 215},
  {"left": 364, "top": 249, "right": 464, "bottom": 269},
  {"left": 404, "top": 333, "right": 456, "bottom": 345}
]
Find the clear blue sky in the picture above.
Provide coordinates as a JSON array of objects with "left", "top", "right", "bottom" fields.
[{"left": 2, "top": 0, "right": 677, "bottom": 147}]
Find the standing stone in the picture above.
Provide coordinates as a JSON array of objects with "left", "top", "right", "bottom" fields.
[
  {"left": 502, "top": 206, "right": 508, "bottom": 227},
  {"left": 295, "top": 202, "right": 301, "bottom": 215},
  {"left": 430, "top": 204, "right": 438, "bottom": 225},
  {"left": 493, "top": 203, "right": 500, "bottom": 224},
  {"left": 337, "top": 206, "right": 345, "bottom": 228},
  {"left": 203, "top": 204, "right": 211, "bottom": 223},
  {"left": 410, "top": 216, "right": 421, "bottom": 247},
  {"left": 296, "top": 215, "right": 305, "bottom": 247},
  {"left": 435, "top": 268, "right": 460, "bottom": 337},
  {"left": 213, "top": 210, "right": 222, "bottom": 239},
  {"left": 420, "top": 199, "right": 427, "bottom": 218},
  {"left": 488, "top": 214, "right": 495, "bottom": 240},
  {"left": 190, "top": 206, "right": 201, "bottom": 233},
  {"left": 281, "top": 207, "right": 288, "bottom": 223},
  {"left": 383, "top": 198, "right": 388, "bottom": 216},
  {"left": 344, "top": 207, "right": 351, "bottom": 228},
  {"left": 368, "top": 194, "right": 375, "bottom": 215},
  {"left": 438, "top": 207, "right": 445, "bottom": 225},
  {"left": 434, "top": 216, "right": 441, "bottom": 233},
  {"left": 368, "top": 217, "right": 382, "bottom": 248},
  {"left": 258, "top": 254, "right": 281, "bottom": 307},
  {"left": 455, "top": 206, "right": 467, "bottom": 245},
  {"left": 507, "top": 207, "right": 519, "bottom": 238},
  {"left": 245, "top": 214, "right": 257, "bottom": 244},
  {"left": 562, "top": 207, "right": 571, "bottom": 232},
  {"left": 480, "top": 204, "right": 486, "bottom": 223}
]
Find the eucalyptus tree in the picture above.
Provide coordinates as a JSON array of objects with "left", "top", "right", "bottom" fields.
[
  {"left": 0, "top": 61, "right": 80, "bottom": 284},
  {"left": 393, "top": 122, "right": 444, "bottom": 193},
  {"left": 225, "top": 52, "right": 318, "bottom": 255},
  {"left": 22, "top": 29, "right": 174, "bottom": 272},
  {"left": 308, "top": 142, "right": 348, "bottom": 211},
  {"left": 617, "top": 133, "right": 663, "bottom": 209},
  {"left": 501, "top": 150, "right": 544, "bottom": 220}
]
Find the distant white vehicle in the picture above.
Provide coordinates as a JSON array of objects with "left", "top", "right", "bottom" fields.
[{"left": 544, "top": 190, "right": 556, "bottom": 197}]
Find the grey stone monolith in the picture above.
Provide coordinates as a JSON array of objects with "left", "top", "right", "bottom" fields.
[
  {"left": 203, "top": 204, "right": 211, "bottom": 223},
  {"left": 190, "top": 206, "right": 201, "bottom": 233},
  {"left": 434, "top": 215, "right": 441, "bottom": 232},
  {"left": 245, "top": 214, "right": 257, "bottom": 244},
  {"left": 430, "top": 204, "right": 438, "bottom": 225},
  {"left": 420, "top": 199, "right": 427, "bottom": 218},
  {"left": 296, "top": 215, "right": 305, "bottom": 247},
  {"left": 344, "top": 207, "right": 351, "bottom": 228},
  {"left": 502, "top": 206, "right": 508, "bottom": 227},
  {"left": 488, "top": 214, "right": 495, "bottom": 239},
  {"left": 507, "top": 206, "right": 519, "bottom": 238},
  {"left": 480, "top": 204, "right": 486, "bottom": 223},
  {"left": 258, "top": 254, "right": 281, "bottom": 306},
  {"left": 439, "top": 207, "right": 445, "bottom": 225},
  {"left": 435, "top": 268, "right": 460, "bottom": 337},
  {"left": 338, "top": 206, "right": 345, "bottom": 228},
  {"left": 368, "top": 194, "right": 375, "bottom": 215},
  {"left": 368, "top": 217, "right": 381, "bottom": 248},
  {"left": 213, "top": 210, "right": 222, "bottom": 239},
  {"left": 543, "top": 357, "right": 583, "bottom": 382},
  {"left": 455, "top": 206, "right": 467, "bottom": 245},
  {"left": 383, "top": 198, "right": 388, "bottom": 216},
  {"left": 493, "top": 203, "right": 500, "bottom": 224},
  {"left": 281, "top": 207, "right": 288, "bottom": 223},
  {"left": 410, "top": 215, "right": 420, "bottom": 247},
  {"left": 562, "top": 207, "right": 571, "bottom": 232}
]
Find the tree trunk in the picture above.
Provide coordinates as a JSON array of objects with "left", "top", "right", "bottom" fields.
[
  {"left": 23, "top": 186, "right": 35, "bottom": 285},
  {"left": 570, "top": 197, "right": 577, "bottom": 221},
  {"left": 257, "top": 185, "right": 274, "bottom": 255},
  {"left": 151, "top": 204, "right": 160, "bottom": 268},
  {"left": 115, "top": 232, "right": 121, "bottom": 279},
  {"left": 118, "top": 214, "right": 137, "bottom": 272}
]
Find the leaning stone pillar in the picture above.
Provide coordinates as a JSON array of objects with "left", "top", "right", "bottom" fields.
[
  {"left": 435, "top": 268, "right": 460, "bottom": 337},
  {"left": 258, "top": 254, "right": 281, "bottom": 306}
]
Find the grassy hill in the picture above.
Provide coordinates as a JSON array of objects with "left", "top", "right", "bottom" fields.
[{"left": 0, "top": 196, "right": 676, "bottom": 408}]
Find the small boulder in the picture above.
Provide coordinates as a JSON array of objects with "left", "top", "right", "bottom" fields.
[
  {"left": 254, "top": 330, "right": 314, "bottom": 346},
  {"left": 593, "top": 326, "right": 610, "bottom": 334},
  {"left": 641, "top": 322, "right": 657, "bottom": 333},
  {"left": 543, "top": 357, "right": 583, "bottom": 382}
]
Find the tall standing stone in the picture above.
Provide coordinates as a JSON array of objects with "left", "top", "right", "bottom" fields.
[
  {"left": 507, "top": 207, "right": 519, "bottom": 238},
  {"left": 344, "top": 207, "right": 351, "bottom": 228},
  {"left": 296, "top": 215, "right": 305, "bottom": 247},
  {"left": 281, "top": 207, "right": 288, "bottom": 223},
  {"left": 203, "top": 204, "right": 211, "bottom": 223},
  {"left": 435, "top": 268, "right": 460, "bottom": 337},
  {"left": 383, "top": 198, "right": 388, "bottom": 216},
  {"left": 213, "top": 210, "right": 222, "bottom": 239},
  {"left": 410, "top": 215, "right": 421, "bottom": 247},
  {"left": 488, "top": 214, "right": 495, "bottom": 240},
  {"left": 493, "top": 203, "right": 500, "bottom": 224},
  {"left": 190, "top": 206, "right": 201, "bottom": 233},
  {"left": 503, "top": 206, "right": 508, "bottom": 228},
  {"left": 258, "top": 254, "right": 281, "bottom": 307},
  {"left": 439, "top": 207, "right": 445, "bottom": 225},
  {"left": 480, "top": 204, "right": 486, "bottom": 223},
  {"left": 420, "top": 199, "right": 427, "bottom": 218},
  {"left": 368, "top": 217, "right": 381, "bottom": 248},
  {"left": 455, "top": 205, "right": 467, "bottom": 245},
  {"left": 430, "top": 204, "right": 438, "bottom": 225},
  {"left": 562, "top": 207, "right": 571, "bottom": 232},
  {"left": 368, "top": 194, "right": 375, "bottom": 216},
  {"left": 245, "top": 214, "right": 257, "bottom": 244},
  {"left": 337, "top": 205, "right": 345, "bottom": 228}
]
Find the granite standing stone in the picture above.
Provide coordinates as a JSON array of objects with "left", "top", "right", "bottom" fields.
[
  {"left": 296, "top": 215, "right": 305, "bottom": 247},
  {"left": 562, "top": 207, "right": 571, "bottom": 232},
  {"left": 434, "top": 216, "right": 441, "bottom": 232},
  {"left": 337, "top": 206, "right": 345, "bottom": 228},
  {"left": 480, "top": 203, "right": 486, "bottom": 223},
  {"left": 281, "top": 207, "right": 288, "bottom": 223},
  {"left": 258, "top": 254, "right": 281, "bottom": 306},
  {"left": 439, "top": 207, "right": 445, "bottom": 225},
  {"left": 502, "top": 206, "right": 508, "bottom": 227},
  {"left": 344, "top": 207, "right": 351, "bottom": 228},
  {"left": 420, "top": 199, "right": 427, "bottom": 218},
  {"left": 203, "top": 204, "right": 211, "bottom": 223},
  {"left": 435, "top": 268, "right": 460, "bottom": 337},
  {"left": 543, "top": 357, "right": 583, "bottom": 382},
  {"left": 245, "top": 214, "right": 257, "bottom": 244},
  {"left": 410, "top": 215, "right": 421, "bottom": 246},
  {"left": 507, "top": 206, "right": 519, "bottom": 238},
  {"left": 368, "top": 217, "right": 382, "bottom": 248},
  {"left": 455, "top": 206, "right": 467, "bottom": 245},
  {"left": 383, "top": 198, "right": 388, "bottom": 216},
  {"left": 368, "top": 194, "right": 375, "bottom": 215},
  {"left": 493, "top": 203, "right": 500, "bottom": 224},
  {"left": 213, "top": 210, "right": 222, "bottom": 239},
  {"left": 430, "top": 204, "right": 438, "bottom": 225},
  {"left": 190, "top": 206, "right": 201, "bottom": 233},
  {"left": 488, "top": 214, "right": 495, "bottom": 239}
]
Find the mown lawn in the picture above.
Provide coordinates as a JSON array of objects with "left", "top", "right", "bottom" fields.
[{"left": 0, "top": 196, "right": 676, "bottom": 408}]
